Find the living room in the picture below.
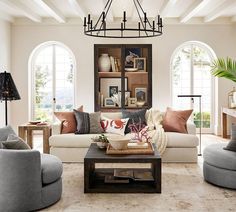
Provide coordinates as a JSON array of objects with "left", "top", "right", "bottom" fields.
[{"left": 0, "top": 0, "right": 236, "bottom": 211}]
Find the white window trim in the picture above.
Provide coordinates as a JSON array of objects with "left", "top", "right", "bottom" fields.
[
  {"left": 170, "top": 41, "right": 217, "bottom": 134},
  {"left": 28, "top": 41, "right": 77, "bottom": 121}
]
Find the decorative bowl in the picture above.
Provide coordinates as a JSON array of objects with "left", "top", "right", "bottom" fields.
[
  {"left": 109, "top": 137, "right": 130, "bottom": 150},
  {"left": 28, "top": 121, "right": 41, "bottom": 125},
  {"left": 96, "top": 142, "right": 108, "bottom": 149},
  {"left": 136, "top": 101, "right": 145, "bottom": 107}
]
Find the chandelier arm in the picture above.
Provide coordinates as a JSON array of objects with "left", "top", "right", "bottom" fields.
[{"left": 133, "top": 0, "right": 148, "bottom": 36}]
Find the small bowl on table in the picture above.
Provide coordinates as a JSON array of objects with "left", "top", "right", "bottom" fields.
[{"left": 109, "top": 137, "right": 130, "bottom": 150}]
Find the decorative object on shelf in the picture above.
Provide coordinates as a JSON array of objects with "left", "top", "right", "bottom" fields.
[
  {"left": 125, "top": 48, "right": 141, "bottom": 67},
  {"left": 83, "top": 0, "right": 163, "bottom": 38},
  {"left": 110, "top": 56, "right": 116, "bottom": 72},
  {"left": 0, "top": 71, "right": 21, "bottom": 126},
  {"left": 134, "top": 57, "right": 146, "bottom": 72},
  {"left": 108, "top": 137, "right": 130, "bottom": 150},
  {"left": 128, "top": 121, "right": 150, "bottom": 144},
  {"left": 98, "top": 53, "right": 111, "bottom": 72},
  {"left": 111, "top": 93, "right": 121, "bottom": 107},
  {"left": 109, "top": 85, "right": 118, "bottom": 97},
  {"left": 118, "top": 91, "right": 130, "bottom": 105},
  {"left": 228, "top": 87, "right": 236, "bottom": 109},
  {"left": 128, "top": 97, "right": 137, "bottom": 107},
  {"left": 135, "top": 87, "right": 147, "bottom": 103},
  {"left": 100, "top": 77, "right": 128, "bottom": 99},
  {"left": 125, "top": 68, "right": 138, "bottom": 72},
  {"left": 104, "top": 97, "right": 116, "bottom": 107},
  {"left": 91, "top": 133, "right": 109, "bottom": 149}
]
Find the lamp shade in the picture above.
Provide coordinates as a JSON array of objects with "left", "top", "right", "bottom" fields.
[{"left": 0, "top": 71, "right": 21, "bottom": 101}]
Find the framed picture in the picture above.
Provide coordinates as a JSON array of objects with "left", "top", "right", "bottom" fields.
[
  {"left": 109, "top": 86, "right": 118, "bottom": 97},
  {"left": 131, "top": 84, "right": 147, "bottom": 103},
  {"left": 125, "top": 48, "right": 141, "bottom": 68},
  {"left": 100, "top": 77, "right": 128, "bottom": 98},
  {"left": 128, "top": 97, "right": 137, "bottom": 107},
  {"left": 134, "top": 57, "right": 146, "bottom": 72},
  {"left": 135, "top": 87, "right": 147, "bottom": 102},
  {"left": 104, "top": 98, "right": 116, "bottom": 107},
  {"left": 118, "top": 91, "right": 131, "bottom": 106}
]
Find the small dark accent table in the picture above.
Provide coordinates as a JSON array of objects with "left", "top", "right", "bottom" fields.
[{"left": 84, "top": 143, "right": 161, "bottom": 193}]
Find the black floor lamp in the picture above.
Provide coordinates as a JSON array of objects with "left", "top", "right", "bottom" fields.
[
  {"left": 178, "top": 95, "right": 202, "bottom": 156},
  {"left": 0, "top": 71, "right": 21, "bottom": 126}
]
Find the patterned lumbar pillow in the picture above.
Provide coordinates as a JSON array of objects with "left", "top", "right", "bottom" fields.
[
  {"left": 122, "top": 109, "right": 147, "bottom": 134},
  {"left": 101, "top": 117, "right": 129, "bottom": 136},
  {"left": 74, "top": 110, "right": 104, "bottom": 134},
  {"left": 2, "top": 134, "right": 31, "bottom": 150},
  {"left": 224, "top": 124, "right": 236, "bottom": 152}
]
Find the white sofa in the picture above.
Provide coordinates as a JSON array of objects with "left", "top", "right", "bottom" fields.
[{"left": 49, "top": 112, "right": 199, "bottom": 163}]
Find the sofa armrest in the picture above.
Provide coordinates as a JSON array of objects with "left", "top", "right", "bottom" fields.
[
  {"left": 187, "top": 121, "right": 196, "bottom": 135},
  {"left": 51, "top": 122, "right": 62, "bottom": 135}
]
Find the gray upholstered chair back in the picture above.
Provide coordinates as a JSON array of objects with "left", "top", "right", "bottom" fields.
[{"left": 0, "top": 149, "right": 41, "bottom": 212}]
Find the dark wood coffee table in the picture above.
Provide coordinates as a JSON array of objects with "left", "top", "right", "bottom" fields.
[{"left": 84, "top": 143, "right": 161, "bottom": 193}]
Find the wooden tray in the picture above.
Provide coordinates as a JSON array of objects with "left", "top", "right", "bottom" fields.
[{"left": 106, "top": 142, "right": 154, "bottom": 155}]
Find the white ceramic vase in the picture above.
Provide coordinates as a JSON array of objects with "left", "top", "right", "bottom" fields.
[{"left": 98, "top": 54, "right": 111, "bottom": 72}]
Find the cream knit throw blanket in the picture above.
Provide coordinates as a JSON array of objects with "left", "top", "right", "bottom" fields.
[{"left": 145, "top": 108, "right": 167, "bottom": 155}]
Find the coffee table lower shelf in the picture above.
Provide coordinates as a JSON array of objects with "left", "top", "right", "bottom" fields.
[{"left": 85, "top": 168, "right": 160, "bottom": 193}]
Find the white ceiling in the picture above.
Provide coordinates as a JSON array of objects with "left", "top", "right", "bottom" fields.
[{"left": 0, "top": 0, "right": 236, "bottom": 24}]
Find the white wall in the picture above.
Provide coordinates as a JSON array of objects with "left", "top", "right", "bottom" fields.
[
  {"left": 10, "top": 23, "right": 236, "bottom": 133},
  {"left": 0, "top": 20, "right": 11, "bottom": 127}
]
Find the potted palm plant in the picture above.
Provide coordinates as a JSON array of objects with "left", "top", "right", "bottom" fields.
[{"left": 211, "top": 57, "right": 236, "bottom": 152}]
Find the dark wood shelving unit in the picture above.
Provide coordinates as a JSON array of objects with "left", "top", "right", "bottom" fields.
[{"left": 94, "top": 44, "right": 152, "bottom": 112}]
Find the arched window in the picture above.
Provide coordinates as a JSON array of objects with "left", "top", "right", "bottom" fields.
[
  {"left": 29, "top": 41, "right": 76, "bottom": 122},
  {"left": 171, "top": 41, "right": 216, "bottom": 133}
]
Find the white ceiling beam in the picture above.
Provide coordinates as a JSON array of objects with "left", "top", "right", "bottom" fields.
[
  {"left": 159, "top": 0, "right": 178, "bottom": 18},
  {"left": 204, "top": 0, "right": 236, "bottom": 22},
  {"left": 68, "top": 0, "right": 85, "bottom": 20},
  {"left": 0, "top": 0, "right": 41, "bottom": 22},
  {"left": 180, "top": 0, "right": 210, "bottom": 23},
  {"left": 32, "top": 0, "right": 66, "bottom": 23},
  {"left": 0, "top": 11, "right": 14, "bottom": 22}
]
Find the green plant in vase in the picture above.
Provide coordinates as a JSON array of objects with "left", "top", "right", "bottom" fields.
[{"left": 91, "top": 134, "right": 109, "bottom": 149}]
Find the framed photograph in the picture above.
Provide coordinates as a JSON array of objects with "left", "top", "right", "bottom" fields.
[
  {"left": 125, "top": 48, "right": 141, "bottom": 68},
  {"left": 118, "top": 91, "right": 131, "bottom": 105},
  {"left": 131, "top": 84, "right": 148, "bottom": 103},
  {"left": 104, "top": 98, "right": 116, "bottom": 107},
  {"left": 134, "top": 57, "right": 146, "bottom": 72},
  {"left": 135, "top": 88, "right": 147, "bottom": 102},
  {"left": 109, "top": 86, "right": 118, "bottom": 97},
  {"left": 128, "top": 97, "right": 137, "bottom": 107},
  {"left": 100, "top": 77, "right": 128, "bottom": 98}
]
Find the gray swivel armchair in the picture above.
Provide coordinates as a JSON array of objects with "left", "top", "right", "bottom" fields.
[{"left": 0, "top": 149, "right": 63, "bottom": 211}]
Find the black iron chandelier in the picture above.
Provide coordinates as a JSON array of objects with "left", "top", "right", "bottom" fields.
[{"left": 83, "top": 0, "right": 163, "bottom": 38}]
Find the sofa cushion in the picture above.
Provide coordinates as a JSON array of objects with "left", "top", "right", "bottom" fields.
[
  {"left": 122, "top": 109, "right": 147, "bottom": 133},
  {"left": 0, "top": 126, "right": 16, "bottom": 149},
  {"left": 165, "top": 132, "right": 199, "bottom": 147},
  {"left": 2, "top": 134, "right": 31, "bottom": 150},
  {"left": 54, "top": 105, "right": 83, "bottom": 134},
  {"left": 162, "top": 107, "right": 193, "bottom": 133},
  {"left": 203, "top": 143, "right": 236, "bottom": 171},
  {"left": 101, "top": 117, "right": 129, "bottom": 136},
  {"left": 41, "top": 154, "right": 63, "bottom": 184},
  {"left": 74, "top": 110, "right": 103, "bottom": 134}
]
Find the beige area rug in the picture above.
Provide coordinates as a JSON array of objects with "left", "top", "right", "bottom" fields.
[{"left": 42, "top": 163, "right": 236, "bottom": 212}]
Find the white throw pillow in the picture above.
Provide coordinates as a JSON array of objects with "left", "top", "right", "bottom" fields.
[{"left": 101, "top": 117, "right": 129, "bottom": 136}]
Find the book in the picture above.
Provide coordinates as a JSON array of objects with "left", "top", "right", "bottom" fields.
[
  {"left": 127, "top": 142, "right": 149, "bottom": 149},
  {"left": 114, "top": 169, "right": 154, "bottom": 182},
  {"left": 110, "top": 56, "right": 116, "bottom": 72},
  {"left": 104, "top": 175, "right": 129, "bottom": 184}
]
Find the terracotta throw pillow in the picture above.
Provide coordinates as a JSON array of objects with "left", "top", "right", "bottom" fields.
[
  {"left": 162, "top": 107, "right": 193, "bottom": 133},
  {"left": 101, "top": 117, "right": 129, "bottom": 136},
  {"left": 54, "top": 105, "right": 83, "bottom": 134}
]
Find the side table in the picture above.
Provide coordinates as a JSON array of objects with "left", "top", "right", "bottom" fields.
[{"left": 18, "top": 124, "right": 51, "bottom": 154}]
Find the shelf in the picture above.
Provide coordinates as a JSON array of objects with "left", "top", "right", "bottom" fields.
[{"left": 99, "top": 72, "right": 121, "bottom": 77}]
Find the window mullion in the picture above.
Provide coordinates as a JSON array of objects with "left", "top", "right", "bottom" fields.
[{"left": 52, "top": 45, "right": 56, "bottom": 121}]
